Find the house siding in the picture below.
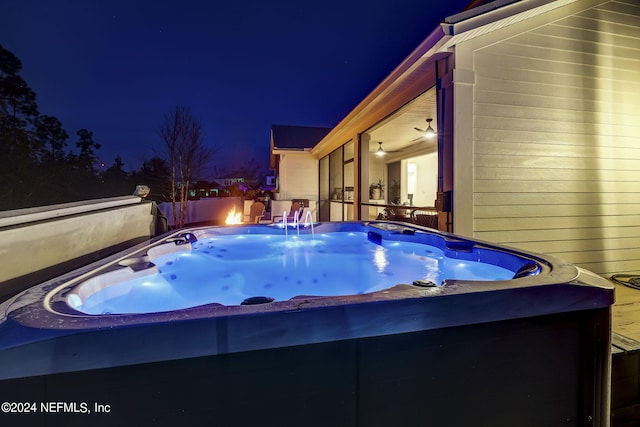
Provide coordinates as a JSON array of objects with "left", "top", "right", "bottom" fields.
[
  {"left": 276, "top": 152, "right": 318, "bottom": 202},
  {"left": 468, "top": 0, "right": 640, "bottom": 275}
]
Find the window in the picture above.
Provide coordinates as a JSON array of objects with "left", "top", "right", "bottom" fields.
[{"left": 319, "top": 141, "right": 354, "bottom": 221}]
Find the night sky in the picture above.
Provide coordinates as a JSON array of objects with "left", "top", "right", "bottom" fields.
[{"left": 1, "top": 0, "right": 471, "bottom": 176}]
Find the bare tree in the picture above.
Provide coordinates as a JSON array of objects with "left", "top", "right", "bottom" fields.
[{"left": 159, "top": 105, "right": 211, "bottom": 228}]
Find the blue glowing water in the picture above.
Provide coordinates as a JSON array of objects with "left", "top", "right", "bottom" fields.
[{"left": 76, "top": 231, "right": 514, "bottom": 314}]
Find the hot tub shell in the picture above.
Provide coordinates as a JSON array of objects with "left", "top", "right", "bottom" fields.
[{"left": 0, "top": 222, "right": 613, "bottom": 426}]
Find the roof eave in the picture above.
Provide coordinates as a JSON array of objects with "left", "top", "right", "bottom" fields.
[
  {"left": 441, "top": 0, "right": 577, "bottom": 37},
  {"left": 310, "top": 24, "right": 450, "bottom": 158}
]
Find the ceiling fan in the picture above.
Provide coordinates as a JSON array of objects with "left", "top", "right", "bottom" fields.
[
  {"left": 374, "top": 141, "right": 401, "bottom": 157},
  {"left": 414, "top": 118, "right": 436, "bottom": 140}
]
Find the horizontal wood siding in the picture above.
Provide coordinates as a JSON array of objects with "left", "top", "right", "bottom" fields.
[
  {"left": 471, "top": 0, "right": 640, "bottom": 275},
  {"left": 278, "top": 153, "right": 318, "bottom": 201}
]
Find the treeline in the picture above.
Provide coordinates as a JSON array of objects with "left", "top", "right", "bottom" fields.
[
  {"left": 0, "top": 44, "right": 147, "bottom": 209},
  {"left": 1, "top": 44, "right": 271, "bottom": 212},
  {"left": 0, "top": 43, "right": 174, "bottom": 210}
]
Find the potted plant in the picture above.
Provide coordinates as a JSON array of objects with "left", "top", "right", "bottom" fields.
[{"left": 369, "top": 179, "right": 384, "bottom": 200}]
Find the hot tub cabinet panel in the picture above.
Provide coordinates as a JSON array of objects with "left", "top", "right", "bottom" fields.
[
  {"left": 0, "top": 222, "right": 614, "bottom": 426},
  {"left": 0, "top": 310, "right": 611, "bottom": 427}
]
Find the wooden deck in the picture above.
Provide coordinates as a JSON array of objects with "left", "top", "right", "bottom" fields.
[
  {"left": 610, "top": 278, "right": 640, "bottom": 426},
  {"left": 612, "top": 278, "right": 640, "bottom": 344}
]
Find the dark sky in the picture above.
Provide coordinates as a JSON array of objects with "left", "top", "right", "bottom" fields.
[{"left": 1, "top": 0, "right": 471, "bottom": 176}]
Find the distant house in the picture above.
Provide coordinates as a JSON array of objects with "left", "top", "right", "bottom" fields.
[
  {"left": 211, "top": 177, "right": 245, "bottom": 188},
  {"left": 269, "top": 124, "right": 331, "bottom": 215},
  {"left": 270, "top": 0, "right": 640, "bottom": 275}
]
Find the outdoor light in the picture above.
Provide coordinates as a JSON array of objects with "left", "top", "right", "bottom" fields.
[
  {"left": 133, "top": 185, "right": 150, "bottom": 198},
  {"left": 413, "top": 118, "right": 436, "bottom": 140},
  {"left": 424, "top": 118, "right": 436, "bottom": 139},
  {"left": 375, "top": 142, "right": 386, "bottom": 157}
]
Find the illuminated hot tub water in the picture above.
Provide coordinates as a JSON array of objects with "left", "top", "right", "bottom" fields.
[
  {"left": 68, "top": 226, "right": 523, "bottom": 315},
  {"left": 0, "top": 221, "right": 613, "bottom": 426}
]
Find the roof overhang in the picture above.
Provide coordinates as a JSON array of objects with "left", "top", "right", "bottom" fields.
[
  {"left": 269, "top": 147, "right": 314, "bottom": 171},
  {"left": 310, "top": 25, "right": 452, "bottom": 159},
  {"left": 272, "top": 148, "right": 313, "bottom": 154},
  {"left": 270, "top": 126, "right": 327, "bottom": 169},
  {"left": 310, "top": 0, "right": 579, "bottom": 159},
  {"left": 440, "top": 0, "right": 577, "bottom": 47}
]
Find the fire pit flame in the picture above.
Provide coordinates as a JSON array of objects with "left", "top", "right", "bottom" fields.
[{"left": 225, "top": 207, "right": 242, "bottom": 224}]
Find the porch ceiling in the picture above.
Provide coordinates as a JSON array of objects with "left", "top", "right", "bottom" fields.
[{"left": 366, "top": 87, "right": 438, "bottom": 155}]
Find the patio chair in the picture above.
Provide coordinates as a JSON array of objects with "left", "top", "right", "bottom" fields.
[
  {"left": 248, "top": 201, "right": 266, "bottom": 224},
  {"left": 287, "top": 201, "right": 304, "bottom": 221},
  {"left": 273, "top": 200, "right": 305, "bottom": 223},
  {"left": 383, "top": 206, "right": 411, "bottom": 222},
  {"left": 411, "top": 208, "right": 438, "bottom": 229}
]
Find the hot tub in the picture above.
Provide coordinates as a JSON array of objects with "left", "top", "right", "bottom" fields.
[{"left": 0, "top": 221, "right": 613, "bottom": 426}]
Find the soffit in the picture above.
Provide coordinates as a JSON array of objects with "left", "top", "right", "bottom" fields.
[
  {"left": 310, "top": 29, "right": 450, "bottom": 160},
  {"left": 366, "top": 88, "right": 438, "bottom": 155}
]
